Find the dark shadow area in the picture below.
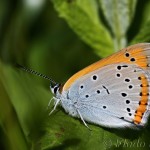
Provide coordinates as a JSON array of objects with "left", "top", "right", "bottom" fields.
[
  {"left": 46, "top": 138, "right": 81, "bottom": 150},
  {"left": 127, "top": 0, "right": 150, "bottom": 42}
]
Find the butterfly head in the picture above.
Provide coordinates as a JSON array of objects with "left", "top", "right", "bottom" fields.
[
  {"left": 50, "top": 82, "right": 62, "bottom": 96},
  {"left": 50, "top": 82, "right": 79, "bottom": 117}
]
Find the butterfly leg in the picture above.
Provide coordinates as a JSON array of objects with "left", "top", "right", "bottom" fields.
[
  {"left": 47, "top": 96, "right": 54, "bottom": 109},
  {"left": 49, "top": 98, "right": 60, "bottom": 115},
  {"left": 77, "top": 109, "right": 91, "bottom": 130}
]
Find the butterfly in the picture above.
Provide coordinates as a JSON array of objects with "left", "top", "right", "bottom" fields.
[{"left": 18, "top": 43, "right": 150, "bottom": 129}]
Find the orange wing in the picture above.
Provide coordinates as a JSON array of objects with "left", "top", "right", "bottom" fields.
[{"left": 62, "top": 43, "right": 150, "bottom": 91}]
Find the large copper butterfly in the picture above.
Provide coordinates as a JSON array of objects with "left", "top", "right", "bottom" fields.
[{"left": 18, "top": 43, "right": 150, "bottom": 129}]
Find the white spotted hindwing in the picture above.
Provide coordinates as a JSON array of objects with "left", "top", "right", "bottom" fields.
[{"left": 66, "top": 63, "right": 150, "bottom": 128}]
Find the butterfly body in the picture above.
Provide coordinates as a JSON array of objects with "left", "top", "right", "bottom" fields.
[
  {"left": 51, "top": 43, "right": 150, "bottom": 129},
  {"left": 17, "top": 43, "right": 150, "bottom": 129}
]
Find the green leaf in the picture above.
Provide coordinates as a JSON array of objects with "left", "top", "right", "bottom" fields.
[
  {"left": 0, "top": 1, "right": 7, "bottom": 30},
  {"left": 0, "top": 62, "right": 28, "bottom": 150},
  {"left": 41, "top": 110, "right": 113, "bottom": 150},
  {"left": 2, "top": 1, "right": 150, "bottom": 150},
  {"left": 139, "top": 0, "right": 150, "bottom": 27},
  {"left": 41, "top": 109, "right": 150, "bottom": 150},
  {"left": 131, "top": 20, "right": 150, "bottom": 43},
  {"left": 51, "top": 0, "right": 114, "bottom": 57},
  {"left": 99, "top": 0, "right": 137, "bottom": 50},
  {"left": 131, "top": 1, "right": 150, "bottom": 43},
  {"left": 0, "top": 61, "right": 53, "bottom": 150}
]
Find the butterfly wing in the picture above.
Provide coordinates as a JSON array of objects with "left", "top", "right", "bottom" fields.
[
  {"left": 63, "top": 43, "right": 150, "bottom": 91},
  {"left": 64, "top": 63, "right": 150, "bottom": 128}
]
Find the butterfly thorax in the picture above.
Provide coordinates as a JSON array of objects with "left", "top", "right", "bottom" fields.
[
  {"left": 50, "top": 83, "right": 79, "bottom": 117},
  {"left": 60, "top": 90, "right": 79, "bottom": 117}
]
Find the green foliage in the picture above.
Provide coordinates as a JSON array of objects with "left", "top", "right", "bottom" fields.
[
  {"left": 99, "top": 0, "right": 137, "bottom": 50},
  {"left": 1, "top": 0, "right": 150, "bottom": 150},
  {"left": 52, "top": 0, "right": 113, "bottom": 57}
]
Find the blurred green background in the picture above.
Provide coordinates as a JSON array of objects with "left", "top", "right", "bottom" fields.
[{"left": 1, "top": 0, "right": 150, "bottom": 150}]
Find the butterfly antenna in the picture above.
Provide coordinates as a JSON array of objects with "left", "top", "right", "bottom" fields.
[{"left": 15, "top": 63, "right": 57, "bottom": 85}]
